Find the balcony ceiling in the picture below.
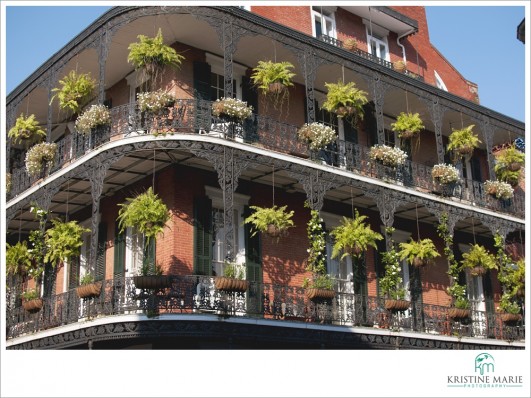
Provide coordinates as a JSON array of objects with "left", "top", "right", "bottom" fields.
[{"left": 343, "top": 6, "right": 418, "bottom": 36}]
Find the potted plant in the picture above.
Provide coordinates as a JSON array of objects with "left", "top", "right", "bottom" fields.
[
  {"left": 321, "top": 81, "right": 368, "bottom": 119},
  {"left": 391, "top": 112, "right": 425, "bottom": 140},
  {"left": 137, "top": 89, "right": 176, "bottom": 114},
  {"left": 25, "top": 142, "right": 57, "bottom": 178},
  {"left": 330, "top": 210, "right": 383, "bottom": 259},
  {"left": 368, "top": 144, "right": 408, "bottom": 168},
  {"left": 398, "top": 238, "right": 440, "bottom": 268},
  {"left": 51, "top": 70, "right": 96, "bottom": 114},
  {"left": 44, "top": 218, "right": 90, "bottom": 267},
  {"left": 393, "top": 60, "right": 407, "bottom": 73},
  {"left": 75, "top": 104, "right": 111, "bottom": 136},
  {"left": 128, "top": 28, "right": 185, "bottom": 86},
  {"left": 484, "top": 180, "right": 514, "bottom": 200},
  {"left": 76, "top": 272, "right": 103, "bottom": 299},
  {"left": 494, "top": 144, "right": 525, "bottom": 172},
  {"left": 117, "top": 187, "right": 171, "bottom": 244},
  {"left": 215, "top": 261, "right": 249, "bottom": 293},
  {"left": 461, "top": 244, "right": 497, "bottom": 277},
  {"left": 379, "top": 228, "right": 410, "bottom": 312},
  {"left": 431, "top": 163, "right": 460, "bottom": 185},
  {"left": 211, "top": 97, "right": 253, "bottom": 122},
  {"left": 494, "top": 164, "right": 521, "bottom": 188},
  {"left": 446, "top": 283, "right": 470, "bottom": 319},
  {"left": 447, "top": 124, "right": 481, "bottom": 156},
  {"left": 343, "top": 37, "right": 358, "bottom": 51},
  {"left": 497, "top": 293, "right": 522, "bottom": 323},
  {"left": 21, "top": 288, "right": 43, "bottom": 313},
  {"left": 251, "top": 60, "right": 296, "bottom": 95},
  {"left": 297, "top": 122, "right": 337, "bottom": 151},
  {"left": 6, "top": 241, "right": 33, "bottom": 277},
  {"left": 302, "top": 205, "right": 335, "bottom": 300},
  {"left": 244, "top": 205, "right": 295, "bottom": 239},
  {"left": 8, "top": 113, "right": 46, "bottom": 146},
  {"left": 133, "top": 263, "right": 171, "bottom": 290}
]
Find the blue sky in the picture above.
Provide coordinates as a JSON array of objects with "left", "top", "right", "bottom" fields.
[{"left": 4, "top": 4, "right": 527, "bottom": 122}]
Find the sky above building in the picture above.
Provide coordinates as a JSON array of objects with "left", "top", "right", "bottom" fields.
[{"left": 4, "top": 3, "right": 527, "bottom": 123}]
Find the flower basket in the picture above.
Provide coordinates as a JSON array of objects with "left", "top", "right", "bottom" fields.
[
  {"left": 22, "top": 298, "right": 43, "bottom": 313},
  {"left": 500, "top": 313, "right": 522, "bottom": 323},
  {"left": 384, "top": 299, "right": 410, "bottom": 312},
  {"left": 431, "top": 164, "right": 460, "bottom": 185},
  {"left": 393, "top": 60, "right": 407, "bottom": 73},
  {"left": 75, "top": 104, "right": 111, "bottom": 136},
  {"left": 215, "top": 277, "right": 249, "bottom": 293},
  {"left": 25, "top": 142, "right": 58, "bottom": 178},
  {"left": 76, "top": 281, "right": 103, "bottom": 299},
  {"left": 133, "top": 275, "right": 171, "bottom": 290},
  {"left": 297, "top": 122, "right": 336, "bottom": 151},
  {"left": 306, "top": 288, "right": 336, "bottom": 301},
  {"left": 211, "top": 97, "right": 253, "bottom": 121},
  {"left": 137, "top": 90, "right": 176, "bottom": 113},
  {"left": 484, "top": 180, "right": 514, "bottom": 200},
  {"left": 369, "top": 145, "right": 408, "bottom": 168},
  {"left": 448, "top": 307, "right": 470, "bottom": 319}
]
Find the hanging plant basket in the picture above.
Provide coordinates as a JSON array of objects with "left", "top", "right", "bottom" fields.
[
  {"left": 500, "top": 313, "right": 522, "bottom": 323},
  {"left": 448, "top": 307, "right": 470, "bottom": 319},
  {"left": 508, "top": 162, "right": 522, "bottom": 172},
  {"left": 266, "top": 224, "right": 282, "bottom": 238},
  {"left": 268, "top": 82, "right": 286, "bottom": 94},
  {"left": 516, "top": 287, "right": 525, "bottom": 298},
  {"left": 344, "top": 244, "right": 362, "bottom": 257},
  {"left": 412, "top": 257, "right": 427, "bottom": 268},
  {"left": 76, "top": 281, "right": 103, "bottom": 299},
  {"left": 133, "top": 275, "right": 171, "bottom": 290},
  {"left": 215, "top": 277, "right": 249, "bottom": 293},
  {"left": 384, "top": 299, "right": 410, "bottom": 312},
  {"left": 22, "top": 298, "right": 43, "bottom": 313},
  {"left": 470, "top": 265, "right": 486, "bottom": 277},
  {"left": 306, "top": 288, "right": 336, "bottom": 301}
]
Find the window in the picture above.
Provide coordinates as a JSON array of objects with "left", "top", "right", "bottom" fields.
[
  {"left": 364, "top": 20, "right": 390, "bottom": 62},
  {"left": 206, "top": 53, "right": 245, "bottom": 100},
  {"left": 434, "top": 71, "right": 448, "bottom": 91},
  {"left": 312, "top": 6, "right": 336, "bottom": 39},
  {"left": 126, "top": 228, "right": 145, "bottom": 277}
]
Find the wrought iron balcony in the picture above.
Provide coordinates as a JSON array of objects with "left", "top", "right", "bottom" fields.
[
  {"left": 6, "top": 275, "right": 525, "bottom": 342},
  {"left": 6, "top": 99, "right": 524, "bottom": 218}
]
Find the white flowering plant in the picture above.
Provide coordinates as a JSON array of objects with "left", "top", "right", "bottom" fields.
[
  {"left": 297, "top": 122, "right": 337, "bottom": 151},
  {"left": 212, "top": 97, "right": 253, "bottom": 121},
  {"left": 431, "top": 163, "right": 460, "bottom": 184},
  {"left": 369, "top": 144, "right": 408, "bottom": 168},
  {"left": 25, "top": 142, "right": 58, "bottom": 177},
  {"left": 75, "top": 104, "right": 111, "bottom": 135},
  {"left": 484, "top": 180, "right": 514, "bottom": 200},
  {"left": 137, "top": 90, "right": 175, "bottom": 113}
]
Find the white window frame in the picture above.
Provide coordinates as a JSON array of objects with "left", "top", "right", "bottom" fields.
[
  {"left": 65, "top": 218, "right": 92, "bottom": 293},
  {"left": 126, "top": 70, "right": 150, "bottom": 105},
  {"left": 206, "top": 53, "right": 246, "bottom": 100},
  {"left": 434, "top": 70, "right": 448, "bottom": 91},
  {"left": 363, "top": 20, "right": 390, "bottom": 62},
  {"left": 205, "top": 186, "right": 250, "bottom": 276},
  {"left": 311, "top": 6, "right": 337, "bottom": 39},
  {"left": 125, "top": 227, "right": 145, "bottom": 278}
]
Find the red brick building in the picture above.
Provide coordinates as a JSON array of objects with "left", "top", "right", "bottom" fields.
[{"left": 5, "top": 6, "right": 525, "bottom": 349}]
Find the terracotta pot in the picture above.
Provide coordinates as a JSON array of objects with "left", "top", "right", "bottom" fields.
[
  {"left": 448, "top": 307, "right": 470, "bottom": 319},
  {"left": 457, "top": 145, "right": 474, "bottom": 155},
  {"left": 399, "top": 130, "right": 417, "bottom": 139},
  {"left": 76, "top": 281, "right": 103, "bottom": 299},
  {"left": 268, "top": 82, "right": 285, "bottom": 94},
  {"left": 133, "top": 275, "right": 171, "bottom": 290},
  {"left": 470, "top": 265, "right": 486, "bottom": 277},
  {"left": 306, "top": 288, "right": 336, "bottom": 301},
  {"left": 500, "top": 312, "right": 522, "bottom": 323},
  {"left": 266, "top": 224, "right": 281, "bottom": 238},
  {"left": 215, "top": 277, "right": 249, "bottom": 293},
  {"left": 384, "top": 299, "right": 410, "bottom": 312},
  {"left": 22, "top": 298, "right": 43, "bottom": 313},
  {"left": 393, "top": 61, "right": 406, "bottom": 72},
  {"left": 508, "top": 162, "right": 522, "bottom": 172}
]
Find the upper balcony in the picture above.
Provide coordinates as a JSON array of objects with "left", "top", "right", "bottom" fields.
[{"left": 6, "top": 6, "right": 525, "bottom": 222}]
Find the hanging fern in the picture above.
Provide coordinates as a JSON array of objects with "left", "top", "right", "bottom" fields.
[
  {"left": 44, "top": 218, "right": 90, "bottom": 266},
  {"left": 8, "top": 113, "right": 46, "bottom": 145},
  {"left": 6, "top": 241, "right": 33, "bottom": 276},
  {"left": 51, "top": 70, "right": 96, "bottom": 114}
]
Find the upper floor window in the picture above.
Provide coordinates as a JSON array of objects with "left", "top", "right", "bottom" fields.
[
  {"left": 434, "top": 71, "right": 448, "bottom": 91},
  {"left": 364, "top": 20, "right": 390, "bottom": 62},
  {"left": 206, "top": 53, "right": 246, "bottom": 100},
  {"left": 312, "top": 6, "right": 336, "bottom": 40}
]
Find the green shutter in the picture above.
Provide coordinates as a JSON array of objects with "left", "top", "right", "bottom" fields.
[
  {"left": 193, "top": 61, "right": 211, "bottom": 101},
  {"left": 353, "top": 254, "right": 368, "bottom": 298},
  {"left": 343, "top": 119, "right": 358, "bottom": 144},
  {"left": 244, "top": 206, "right": 262, "bottom": 315},
  {"left": 69, "top": 257, "right": 80, "bottom": 289},
  {"left": 95, "top": 223, "right": 107, "bottom": 282},
  {"left": 374, "top": 238, "right": 386, "bottom": 297},
  {"left": 114, "top": 222, "right": 125, "bottom": 276},
  {"left": 143, "top": 238, "right": 156, "bottom": 273},
  {"left": 242, "top": 76, "right": 259, "bottom": 143},
  {"left": 193, "top": 196, "right": 213, "bottom": 275}
]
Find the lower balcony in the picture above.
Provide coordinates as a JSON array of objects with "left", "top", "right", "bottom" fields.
[{"left": 6, "top": 276, "right": 525, "bottom": 349}]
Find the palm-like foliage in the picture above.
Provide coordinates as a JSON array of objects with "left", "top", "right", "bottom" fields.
[
  {"left": 51, "top": 71, "right": 96, "bottom": 114},
  {"left": 398, "top": 238, "right": 440, "bottom": 266},
  {"left": 330, "top": 211, "right": 383, "bottom": 260},
  {"left": 8, "top": 114, "right": 46, "bottom": 145},
  {"left": 321, "top": 81, "right": 368, "bottom": 120},
  {"left": 251, "top": 60, "right": 296, "bottom": 94},
  {"left": 44, "top": 219, "right": 90, "bottom": 266}
]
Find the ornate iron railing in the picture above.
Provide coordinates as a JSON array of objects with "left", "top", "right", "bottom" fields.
[
  {"left": 6, "top": 276, "right": 525, "bottom": 343},
  {"left": 6, "top": 99, "right": 524, "bottom": 217}
]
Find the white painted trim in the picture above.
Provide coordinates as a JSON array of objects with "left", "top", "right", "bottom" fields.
[{"left": 434, "top": 70, "right": 448, "bottom": 92}]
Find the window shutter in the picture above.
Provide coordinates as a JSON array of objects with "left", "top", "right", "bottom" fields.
[
  {"left": 143, "top": 238, "right": 156, "bottom": 272},
  {"left": 363, "top": 102, "right": 377, "bottom": 146},
  {"left": 95, "top": 223, "right": 107, "bottom": 282},
  {"left": 244, "top": 206, "right": 262, "bottom": 283},
  {"left": 193, "top": 196, "right": 213, "bottom": 275},
  {"left": 471, "top": 157, "right": 482, "bottom": 182},
  {"left": 114, "top": 223, "right": 125, "bottom": 276},
  {"left": 69, "top": 257, "right": 80, "bottom": 289},
  {"left": 193, "top": 61, "right": 211, "bottom": 101},
  {"left": 343, "top": 120, "right": 358, "bottom": 144},
  {"left": 242, "top": 76, "right": 259, "bottom": 143},
  {"left": 353, "top": 253, "right": 368, "bottom": 297},
  {"left": 374, "top": 238, "right": 386, "bottom": 297}
]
